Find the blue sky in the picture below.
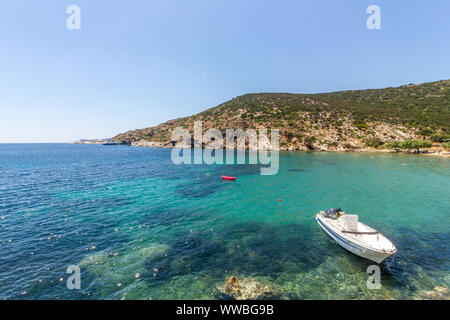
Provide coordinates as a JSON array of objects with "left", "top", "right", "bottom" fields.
[{"left": 0, "top": 0, "right": 449, "bottom": 142}]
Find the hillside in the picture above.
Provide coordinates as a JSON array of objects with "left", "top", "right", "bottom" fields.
[{"left": 113, "top": 80, "right": 450, "bottom": 151}]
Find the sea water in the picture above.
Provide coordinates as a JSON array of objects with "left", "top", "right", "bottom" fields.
[{"left": 0, "top": 144, "right": 448, "bottom": 299}]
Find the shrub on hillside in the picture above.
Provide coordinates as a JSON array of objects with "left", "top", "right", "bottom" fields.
[
  {"left": 304, "top": 136, "right": 316, "bottom": 144},
  {"left": 365, "top": 138, "right": 384, "bottom": 148},
  {"left": 430, "top": 134, "right": 450, "bottom": 142},
  {"left": 356, "top": 123, "right": 369, "bottom": 130},
  {"left": 419, "top": 128, "right": 434, "bottom": 136}
]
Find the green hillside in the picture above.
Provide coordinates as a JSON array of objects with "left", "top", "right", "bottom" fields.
[{"left": 114, "top": 80, "right": 450, "bottom": 151}]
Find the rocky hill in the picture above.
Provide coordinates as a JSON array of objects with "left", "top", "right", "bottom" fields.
[{"left": 113, "top": 80, "right": 450, "bottom": 151}]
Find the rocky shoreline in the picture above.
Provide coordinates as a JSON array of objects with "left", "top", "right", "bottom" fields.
[{"left": 118, "top": 139, "right": 449, "bottom": 157}]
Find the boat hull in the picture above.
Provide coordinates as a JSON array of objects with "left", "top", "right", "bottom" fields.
[{"left": 316, "top": 216, "right": 394, "bottom": 263}]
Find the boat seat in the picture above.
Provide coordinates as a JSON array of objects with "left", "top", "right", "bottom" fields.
[{"left": 342, "top": 214, "right": 358, "bottom": 232}]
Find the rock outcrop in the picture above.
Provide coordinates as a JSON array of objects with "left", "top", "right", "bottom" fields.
[
  {"left": 219, "top": 276, "right": 280, "bottom": 300},
  {"left": 419, "top": 286, "right": 449, "bottom": 300}
]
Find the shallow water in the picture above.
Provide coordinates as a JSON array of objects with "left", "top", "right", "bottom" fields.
[{"left": 0, "top": 144, "right": 448, "bottom": 299}]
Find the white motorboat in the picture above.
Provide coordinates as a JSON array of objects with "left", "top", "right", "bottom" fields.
[{"left": 316, "top": 208, "right": 396, "bottom": 263}]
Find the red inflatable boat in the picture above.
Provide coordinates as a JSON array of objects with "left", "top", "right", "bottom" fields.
[{"left": 221, "top": 176, "right": 236, "bottom": 181}]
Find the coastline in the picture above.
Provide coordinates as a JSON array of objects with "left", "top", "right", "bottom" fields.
[{"left": 113, "top": 141, "right": 450, "bottom": 158}]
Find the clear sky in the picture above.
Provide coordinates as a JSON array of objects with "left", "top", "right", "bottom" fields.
[{"left": 0, "top": 0, "right": 449, "bottom": 142}]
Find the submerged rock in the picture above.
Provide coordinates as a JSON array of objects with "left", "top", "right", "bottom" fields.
[
  {"left": 224, "top": 276, "right": 239, "bottom": 294},
  {"left": 221, "top": 276, "right": 278, "bottom": 300},
  {"left": 419, "top": 286, "right": 449, "bottom": 300},
  {"left": 79, "top": 243, "right": 170, "bottom": 290}
]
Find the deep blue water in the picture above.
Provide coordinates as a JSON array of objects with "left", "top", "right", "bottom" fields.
[{"left": 0, "top": 143, "right": 449, "bottom": 299}]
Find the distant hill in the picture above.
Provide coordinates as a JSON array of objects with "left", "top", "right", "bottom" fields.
[{"left": 114, "top": 80, "right": 450, "bottom": 151}]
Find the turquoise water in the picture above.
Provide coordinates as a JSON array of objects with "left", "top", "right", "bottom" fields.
[{"left": 0, "top": 144, "right": 449, "bottom": 299}]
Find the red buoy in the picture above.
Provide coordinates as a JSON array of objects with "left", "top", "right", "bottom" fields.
[{"left": 222, "top": 176, "right": 236, "bottom": 181}]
